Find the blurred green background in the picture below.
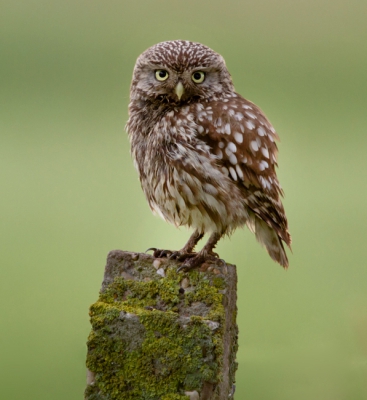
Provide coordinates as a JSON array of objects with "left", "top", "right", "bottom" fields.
[{"left": 1, "top": 0, "right": 367, "bottom": 398}]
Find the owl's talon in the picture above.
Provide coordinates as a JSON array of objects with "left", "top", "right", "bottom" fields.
[
  {"left": 168, "top": 251, "right": 180, "bottom": 260},
  {"left": 176, "top": 264, "right": 188, "bottom": 273},
  {"left": 158, "top": 249, "right": 172, "bottom": 258},
  {"left": 147, "top": 248, "right": 176, "bottom": 258}
]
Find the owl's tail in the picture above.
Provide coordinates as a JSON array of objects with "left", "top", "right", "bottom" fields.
[{"left": 254, "top": 217, "right": 289, "bottom": 268}]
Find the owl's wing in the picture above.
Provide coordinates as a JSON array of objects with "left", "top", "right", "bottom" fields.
[{"left": 196, "top": 95, "right": 291, "bottom": 247}]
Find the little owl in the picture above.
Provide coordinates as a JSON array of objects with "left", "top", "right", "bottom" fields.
[{"left": 126, "top": 40, "right": 291, "bottom": 270}]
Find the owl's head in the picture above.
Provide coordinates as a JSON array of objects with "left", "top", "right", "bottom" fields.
[{"left": 130, "top": 40, "right": 234, "bottom": 104}]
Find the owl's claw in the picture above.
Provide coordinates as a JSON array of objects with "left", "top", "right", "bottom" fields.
[{"left": 147, "top": 248, "right": 175, "bottom": 258}]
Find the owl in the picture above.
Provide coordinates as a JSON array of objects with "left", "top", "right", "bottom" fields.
[{"left": 126, "top": 40, "right": 291, "bottom": 270}]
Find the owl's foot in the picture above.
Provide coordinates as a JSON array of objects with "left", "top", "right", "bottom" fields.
[
  {"left": 177, "top": 251, "right": 220, "bottom": 272},
  {"left": 145, "top": 229, "right": 205, "bottom": 260},
  {"left": 146, "top": 247, "right": 197, "bottom": 261},
  {"left": 177, "top": 232, "right": 222, "bottom": 272}
]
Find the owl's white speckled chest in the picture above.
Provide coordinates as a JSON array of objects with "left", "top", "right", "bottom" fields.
[{"left": 128, "top": 104, "right": 249, "bottom": 234}]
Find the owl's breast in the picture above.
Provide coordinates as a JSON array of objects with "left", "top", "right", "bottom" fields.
[{"left": 132, "top": 110, "right": 249, "bottom": 234}]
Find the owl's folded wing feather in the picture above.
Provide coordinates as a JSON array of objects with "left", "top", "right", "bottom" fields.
[{"left": 196, "top": 95, "right": 291, "bottom": 247}]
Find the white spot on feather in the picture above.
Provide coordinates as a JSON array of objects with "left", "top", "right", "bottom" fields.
[
  {"left": 250, "top": 140, "right": 259, "bottom": 152},
  {"left": 236, "top": 164, "right": 244, "bottom": 180},
  {"left": 224, "top": 123, "right": 231, "bottom": 135},
  {"left": 235, "top": 112, "right": 244, "bottom": 121},
  {"left": 229, "top": 167, "right": 237, "bottom": 181},
  {"left": 261, "top": 147, "right": 269, "bottom": 158},
  {"left": 234, "top": 132, "right": 243, "bottom": 143},
  {"left": 259, "top": 160, "right": 269, "bottom": 171},
  {"left": 203, "top": 183, "right": 218, "bottom": 196},
  {"left": 259, "top": 176, "right": 271, "bottom": 190},
  {"left": 229, "top": 152, "right": 237, "bottom": 165},
  {"left": 257, "top": 126, "right": 266, "bottom": 136},
  {"left": 227, "top": 142, "right": 237, "bottom": 153},
  {"left": 245, "top": 120, "right": 255, "bottom": 130}
]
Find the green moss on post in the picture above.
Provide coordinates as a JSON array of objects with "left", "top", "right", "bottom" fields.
[{"left": 85, "top": 250, "right": 238, "bottom": 400}]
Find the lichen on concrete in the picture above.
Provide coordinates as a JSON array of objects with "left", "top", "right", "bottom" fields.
[{"left": 85, "top": 250, "right": 238, "bottom": 400}]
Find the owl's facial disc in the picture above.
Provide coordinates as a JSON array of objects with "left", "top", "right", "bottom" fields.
[{"left": 174, "top": 81, "right": 184, "bottom": 100}]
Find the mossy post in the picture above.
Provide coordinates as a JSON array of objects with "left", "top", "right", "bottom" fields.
[{"left": 85, "top": 250, "right": 238, "bottom": 400}]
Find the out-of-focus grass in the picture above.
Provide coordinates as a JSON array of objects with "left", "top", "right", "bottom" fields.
[{"left": 1, "top": 1, "right": 366, "bottom": 399}]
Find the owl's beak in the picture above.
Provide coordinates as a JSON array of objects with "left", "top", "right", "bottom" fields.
[{"left": 174, "top": 81, "right": 185, "bottom": 100}]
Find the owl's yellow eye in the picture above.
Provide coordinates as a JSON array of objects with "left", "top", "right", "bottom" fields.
[
  {"left": 155, "top": 70, "right": 169, "bottom": 81},
  {"left": 191, "top": 71, "right": 205, "bottom": 83}
]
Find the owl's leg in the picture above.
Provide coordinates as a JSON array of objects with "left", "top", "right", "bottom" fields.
[
  {"left": 146, "top": 229, "right": 204, "bottom": 259},
  {"left": 171, "top": 230, "right": 204, "bottom": 260},
  {"left": 178, "top": 232, "right": 222, "bottom": 272}
]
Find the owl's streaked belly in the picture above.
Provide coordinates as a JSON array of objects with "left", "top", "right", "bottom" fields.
[{"left": 141, "top": 154, "right": 249, "bottom": 234}]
